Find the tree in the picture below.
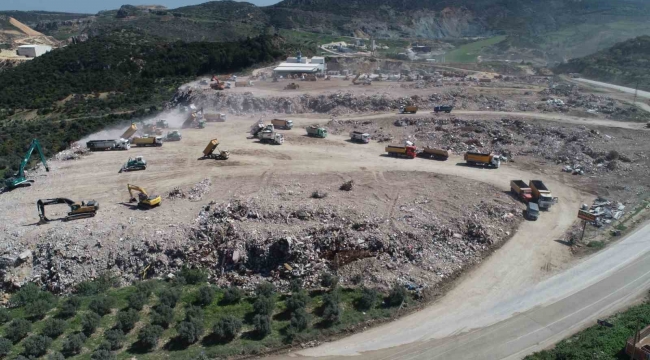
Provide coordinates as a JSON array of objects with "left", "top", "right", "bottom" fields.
[
  {"left": 90, "top": 349, "right": 115, "bottom": 360},
  {"left": 387, "top": 283, "right": 407, "bottom": 307},
  {"left": 357, "top": 287, "right": 378, "bottom": 311},
  {"left": 178, "top": 267, "right": 207, "bottom": 285},
  {"left": 11, "top": 283, "right": 55, "bottom": 307},
  {"left": 81, "top": 312, "right": 101, "bottom": 336},
  {"left": 321, "top": 273, "right": 339, "bottom": 289},
  {"left": 151, "top": 304, "right": 174, "bottom": 328},
  {"left": 127, "top": 291, "right": 148, "bottom": 311},
  {"left": 137, "top": 324, "right": 163, "bottom": 351},
  {"left": 135, "top": 280, "right": 156, "bottom": 297},
  {"left": 41, "top": 318, "right": 67, "bottom": 339},
  {"left": 289, "top": 278, "right": 303, "bottom": 293},
  {"left": 26, "top": 299, "right": 52, "bottom": 319},
  {"left": 289, "top": 308, "right": 310, "bottom": 332},
  {"left": 5, "top": 319, "right": 32, "bottom": 343},
  {"left": 0, "top": 337, "right": 12, "bottom": 357},
  {"left": 58, "top": 296, "right": 81, "bottom": 319},
  {"left": 255, "top": 282, "right": 275, "bottom": 298},
  {"left": 321, "top": 292, "right": 341, "bottom": 324},
  {"left": 253, "top": 296, "right": 276, "bottom": 316},
  {"left": 212, "top": 316, "right": 242, "bottom": 341},
  {"left": 61, "top": 333, "right": 87, "bottom": 356},
  {"left": 196, "top": 286, "right": 214, "bottom": 307},
  {"left": 222, "top": 287, "right": 243, "bottom": 304},
  {"left": 88, "top": 296, "right": 115, "bottom": 316},
  {"left": 115, "top": 309, "right": 140, "bottom": 333},
  {"left": 0, "top": 309, "right": 11, "bottom": 324},
  {"left": 285, "top": 290, "right": 309, "bottom": 312},
  {"left": 75, "top": 274, "right": 116, "bottom": 296},
  {"left": 175, "top": 318, "right": 204, "bottom": 345},
  {"left": 184, "top": 306, "right": 204, "bottom": 322},
  {"left": 252, "top": 314, "right": 272, "bottom": 337},
  {"left": 158, "top": 287, "right": 181, "bottom": 308},
  {"left": 48, "top": 352, "right": 65, "bottom": 360},
  {"left": 22, "top": 335, "right": 52, "bottom": 357},
  {"left": 103, "top": 329, "right": 125, "bottom": 350}
]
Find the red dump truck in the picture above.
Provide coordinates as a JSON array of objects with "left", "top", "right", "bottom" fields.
[
  {"left": 385, "top": 145, "right": 417, "bottom": 159},
  {"left": 464, "top": 152, "right": 501, "bottom": 168},
  {"left": 510, "top": 180, "right": 532, "bottom": 202}
]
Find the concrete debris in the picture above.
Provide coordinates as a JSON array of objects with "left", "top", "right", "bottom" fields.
[
  {"left": 54, "top": 143, "right": 90, "bottom": 161},
  {"left": 585, "top": 197, "right": 626, "bottom": 228},
  {"left": 188, "top": 178, "right": 211, "bottom": 201}
]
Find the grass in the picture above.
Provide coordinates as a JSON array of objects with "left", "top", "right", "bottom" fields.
[
  {"left": 586, "top": 240, "right": 605, "bottom": 250},
  {"left": 444, "top": 36, "right": 506, "bottom": 63}
]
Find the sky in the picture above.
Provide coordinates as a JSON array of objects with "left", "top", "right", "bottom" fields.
[{"left": 0, "top": 0, "right": 281, "bottom": 14}]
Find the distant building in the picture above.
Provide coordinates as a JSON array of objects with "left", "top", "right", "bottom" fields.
[
  {"left": 16, "top": 45, "right": 52, "bottom": 58},
  {"left": 273, "top": 51, "right": 327, "bottom": 76}
]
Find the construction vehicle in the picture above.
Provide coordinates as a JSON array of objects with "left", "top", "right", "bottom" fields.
[
  {"left": 37, "top": 198, "right": 99, "bottom": 223},
  {"left": 258, "top": 128, "right": 284, "bottom": 145},
  {"left": 121, "top": 123, "right": 138, "bottom": 139},
  {"left": 3, "top": 139, "right": 49, "bottom": 191},
  {"left": 306, "top": 125, "right": 328, "bottom": 138},
  {"left": 182, "top": 112, "right": 204, "bottom": 129},
  {"left": 143, "top": 123, "right": 163, "bottom": 136},
  {"left": 526, "top": 202, "right": 540, "bottom": 221},
  {"left": 285, "top": 83, "right": 300, "bottom": 90},
  {"left": 399, "top": 105, "right": 418, "bottom": 114},
  {"left": 166, "top": 130, "right": 182, "bottom": 141},
  {"left": 197, "top": 120, "right": 206, "bottom": 129},
  {"left": 132, "top": 136, "right": 163, "bottom": 147},
  {"left": 529, "top": 180, "right": 558, "bottom": 210},
  {"left": 120, "top": 156, "right": 147, "bottom": 172},
  {"left": 385, "top": 144, "right": 417, "bottom": 159},
  {"left": 86, "top": 139, "right": 130, "bottom": 151},
  {"left": 204, "top": 113, "right": 226, "bottom": 122},
  {"left": 420, "top": 147, "right": 449, "bottom": 160},
  {"left": 251, "top": 120, "right": 266, "bottom": 137},
  {"left": 127, "top": 184, "right": 161, "bottom": 209},
  {"left": 271, "top": 119, "right": 293, "bottom": 130},
  {"left": 210, "top": 78, "right": 226, "bottom": 90},
  {"left": 434, "top": 105, "right": 454, "bottom": 114},
  {"left": 350, "top": 131, "right": 370, "bottom": 143},
  {"left": 510, "top": 180, "right": 533, "bottom": 202},
  {"left": 464, "top": 152, "right": 501, "bottom": 168},
  {"left": 156, "top": 119, "right": 169, "bottom": 129},
  {"left": 202, "top": 139, "right": 230, "bottom": 160}
]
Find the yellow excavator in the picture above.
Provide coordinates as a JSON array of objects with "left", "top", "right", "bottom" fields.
[
  {"left": 127, "top": 184, "right": 161, "bottom": 208},
  {"left": 37, "top": 198, "right": 99, "bottom": 223}
]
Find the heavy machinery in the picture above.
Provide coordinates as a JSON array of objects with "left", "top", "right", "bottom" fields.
[
  {"left": 271, "top": 119, "right": 293, "bottom": 130},
  {"left": 120, "top": 156, "right": 147, "bottom": 172},
  {"left": 143, "top": 123, "right": 163, "bottom": 136},
  {"left": 197, "top": 120, "right": 206, "bottom": 129},
  {"left": 4, "top": 139, "right": 49, "bottom": 191},
  {"left": 434, "top": 105, "right": 454, "bottom": 114},
  {"left": 510, "top": 180, "right": 533, "bottom": 202},
  {"left": 464, "top": 152, "right": 501, "bottom": 168},
  {"left": 132, "top": 136, "right": 163, "bottom": 147},
  {"left": 156, "top": 119, "right": 169, "bottom": 129},
  {"left": 127, "top": 184, "right": 161, "bottom": 209},
  {"left": 182, "top": 111, "right": 205, "bottom": 129},
  {"left": 121, "top": 123, "right": 138, "bottom": 139},
  {"left": 352, "top": 74, "right": 361, "bottom": 85},
  {"left": 306, "top": 125, "right": 328, "bottom": 138},
  {"left": 258, "top": 128, "right": 284, "bottom": 145},
  {"left": 399, "top": 105, "right": 418, "bottom": 114},
  {"left": 350, "top": 131, "right": 370, "bottom": 143},
  {"left": 285, "top": 83, "right": 300, "bottom": 90},
  {"left": 210, "top": 78, "right": 225, "bottom": 90},
  {"left": 202, "top": 139, "right": 230, "bottom": 160},
  {"left": 529, "top": 180, "right": 558, "bottom": 210},
  {"left": 166, "top": 130, "right": 182, "bottom": 141},
  {"left": 204, "top": 113, "right": 226, "bottom": 122},
  {"left": 86, "top": 139, "right": 130, "bottom": 151},
  {"left": 385, "top": 144, "right": 417, "bottom": 159},
  {"left": 37, "top": 198, "right": 98, "bottom": 223},
  {"left": 250, "top": 120, "right": 266, "bottom": 137},
  {"left": 420, "top": 147, "right": 449, "bottom": 160}
]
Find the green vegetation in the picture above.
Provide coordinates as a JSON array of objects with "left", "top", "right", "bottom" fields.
[{"left": 445, "top": 36, "right": 506, "bottom": 63}]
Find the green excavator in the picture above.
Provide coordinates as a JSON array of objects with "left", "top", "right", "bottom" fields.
[{"left": 3, "top": 139, "right": 49, "bottom": 192}]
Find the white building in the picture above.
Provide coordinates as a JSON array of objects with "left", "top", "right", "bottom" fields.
[
  {"left": 273, "top": 52, "right": 326, "bottom": 76},
  {"left": 16, "top": 45, "right": 52, "bottom": 58}
]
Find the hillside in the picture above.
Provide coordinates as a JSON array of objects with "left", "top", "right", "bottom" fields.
[{"left": 555, "top": 36, "right": 650, "bottom": 91}]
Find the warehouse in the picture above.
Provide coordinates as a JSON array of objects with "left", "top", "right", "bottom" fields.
[
  {"left": 16, "top": 45, "right": 52, "bottom": 58},
  {"left": 273, "top": 52, "right": 326, "bottom": 77}
]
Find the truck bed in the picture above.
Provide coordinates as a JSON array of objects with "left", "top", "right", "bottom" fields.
[
  {"left": 511, "top": 180, "right": 529, "bottom": 189},
  {"left": 530, "top": 180, "right": 549, "bottom": 191}
]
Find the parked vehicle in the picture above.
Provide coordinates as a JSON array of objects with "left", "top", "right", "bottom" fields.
[
  {"left": 399, "top": 105, "right": 418, "bottom": 114},
  {"left": 271, "top": 119, "right": 293, "bottom": 130},
  {"left": 510, "top": 180, "right": 532, "bottom": 202},
  {"left": 132, "top": 136, "right": 163, "bottom": 147},
  {"left": 464, "top": 152, "right": 501, "bottom": 168},
  {"left": 350, "top": 131, "right": 370, "bottom": 143},
  {"left": 86, "top": 139, "right": 130, "bottom": 151},
  {"left": 258, "top": 130, "right": 284, "bottom": 145},
  {"left": 204, "top": 113, "right": 226, "bottom": 122},
  {"left": 420, "top": 147, "right": 449, "bottom": 160},
  {"left": 385, "top": 145, "right": 417, "bottom": 159},
  {"left": 526, "top": 202, "right": 540, "bottom": 220},
  {"left": 529, "top": 180, "right": 558, "bottom": 210},
  {"left": 306, "top": 126, "right": 328, "bottom": 138},
  {"left": 434, "top": 105, "right": 454, "bottom": 113}
]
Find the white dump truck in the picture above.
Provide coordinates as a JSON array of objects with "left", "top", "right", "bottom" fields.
[
  {"left": 86, "top": 139, "right": 130, "bottom": 151},
  {"left": 258, "top": 129, "right": 284, "bottom": 145},
  {"left": 350, "top": 131, "right": 370, "bottom": 143}
]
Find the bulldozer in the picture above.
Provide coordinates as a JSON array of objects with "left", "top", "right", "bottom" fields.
[
  {"left": 3, "top": 139, "right": 49, "bottom": 192},
  {"left": 202, "top": 139, "right": 230, "bottom": 160},
  {"left": 284, "top": 83, "right": 299, "bottom": 90},
  {"left": 37, "top": 198, "right": 99, "bottom": 223},
  {"left": 127, "top": 184, "right": 161, "bottom": 209},
  {"left": 166, "top": 130, "right": 182, "bottom": 141},
  {"left": 120, "top": 156, "right": 147, "bottom": 173}
]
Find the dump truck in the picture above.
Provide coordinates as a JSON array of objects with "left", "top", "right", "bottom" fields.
[
  {"left": 510, "top": 180, "right": 533, "bottom": 202},
  {"left": 86, "top": 139, "right": 130, "bottom": 151},
  {"left": 121, "top": 123, "right": 138, "bottom": 139},
  {"left": 464, "top": 152, "right": 501, "bottom": 168},
  {"left": 306, "top": 126, "right": 327, "bottom": 138},
  {"left": 529, "top": 180, "right": 558, "bottom": 210},
  {"left": 434, "top": 105, "right": 454, "bottom": 113},
  {"left": 258, "top": 129, "right": 284, "bottom": 145},
  {"left": 350, "top": 131, "right": 370, "bottom": 144},
  {"left": 165, "top": 131, "right": 182, "bottom": 141},
  {"left": 202, "top": 139, "right": 230, "bottom": 160},
  {"left": 399, "top": 105, "right": 418, "bottom": 114},
  {"left": 156, "top": 119, "right": 169, "bottom": 129},
  {"left": 143, "top": 123, "right": 163, "bottom": 136},
  {"left": 132, "top": 136, "right": 163, "bottom": 147},
  {"left": 204, "top": 113, "right": 226, "bottom": 122},
  {"left": 385, "top": 145, "right": 417, "bottom": 159},
  {"left": 420, "top": 147, "right": 449, "bottom": 160},
  {"left": 271, "top": 119, "right": 293, "bottom": 130},
  {"left": 251, "top": 120, "right": 266, "bottom": 137}
]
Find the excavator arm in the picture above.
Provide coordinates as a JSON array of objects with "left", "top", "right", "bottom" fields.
[
  {"left": 37, "top": 198, "right": 74, "bottom": 222},
  {"left": 4, "top": 139, "right": 50, "bottom": 190},
  {"left": 127, "top": 184, "right": 161, "bottom": 208},
  {"left": 127, "top": 184, "right": 148, "bottom": 202}
]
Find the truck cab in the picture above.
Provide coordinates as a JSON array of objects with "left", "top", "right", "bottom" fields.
[{"left": 526, "top": 202, "right": 540, "bottom": 220}]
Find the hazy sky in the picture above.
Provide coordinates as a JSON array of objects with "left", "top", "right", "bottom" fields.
[{"left": 0, "top": 0, "right": 281, "bottom": 14}]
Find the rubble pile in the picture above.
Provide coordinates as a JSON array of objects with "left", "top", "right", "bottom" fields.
[
  {"left": 583, "top": 197, "right": 626, "bottom": 228},
  {"left": 188, "top": 178, "right": 211, "bottom": 201},
  {"left": 54, "top": 144, "right": 89, "bottom": 161}
]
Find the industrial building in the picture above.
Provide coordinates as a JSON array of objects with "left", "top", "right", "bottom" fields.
[
  {"left": 16, "top": 45, "right": 52, "bottom": 58},
  {"left": 273, "top": 51, "right": 326, "bottom": 77}
]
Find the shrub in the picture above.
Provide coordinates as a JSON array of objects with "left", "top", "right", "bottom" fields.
[
  {"left": 5, "top": 319, "right": 31, "bottom": 343},
  {"left": 0, "top": 337, "right": 12, "bottom": 356},
  {"left": 289, "top": 308, "right": 310, "bottom": 332},
  {"left": 357, "top": 287, "right": 378, "bottom": 310},
  {"left": 26, "top": 299, "right": 52, "bottom": 319},
  {"left": 178, "top": 267, "right": 207, "bottom": 285},
  {"left": 222, "top": 287, "right": 243, "bottom": 304},
  {"left": 0, "top": 308, "right": 11, "bottom": 324},
  {"left": 158, "top": 287, "right": 181, "bottom": 308},
  {"left": 184, "top": 306, "right": 204, "bottom": 322},
  {"left": 88, "top": 296, "right": 114, "bottom": 316},
  {"left": 253, "top": 296, "right": 275, "bottom": 316},
  {"left": 41, "top": 318, "right": 67, "bottom": 339},
  {"left": 137, "top": 324, "right": 163, "bottom": 351},
  {"left": 135, "top": 280, "right": 156, "bottom": 296},
  {"left": 196, "top": 286, "right": 214, "bottom": 307},
  {"left": 115, "top": 308, "right": 140, "bottom": 333},
  {"left": 48, "top": 352, "right": 65, "bottom": 360},
  {"left": 252, "top": 314, "right": 272, "bottom": 337},
  {"left": 22, "top": 335, "right": 52, "bottom": 357},
  {"left": 255, "top": 282, "right": 275, "bottom": 298},
  {"left": 321, "top": 292, "right": 340, "bottom": 324},
  {"left": 606, "top": 150, "right": 619, "bottom": 161},
  {"left": 311, "top": 190, "right": 328, "bottom": 199},
  {"left": 175, "top": 318, "right": 204, "bottom": 345},
  {"left": 75, "top": 274, "right": 116, "bottom": 296},
  {"left": 11, "top": 283, "right": 55, "bottom": 307},
  {"left": 90, "top": 349, "right": 115, "bottom": 360},
  {"left": 127, "top": 291, "right": 148, "bottom": 311},
  {"left": 387, "top": 283, "right": 407, "bottom": 307},
  {"left": 61, "top": 332, "right": 87, "bottom": 356},
  {"left": 289, "top": 279, "right": 303, "bottom": 293},
  {"left": 321, "top": 273, "right": 339, "bottom": 289},
  {"left": 81, "top": 312, "right": 101, "bottom": 335},
  {"left": 151, "top": 304, "right": 174, "bottom": 328},
  {"left": 212, "top": 316, "right": 242, "bottom": 341},
  {"left": 103, "top": 329, "right": 125, "bottom": 350},
  {"left": 58, "top": 296, "right": 81, "bottom": 318},
  {"left": 285, "top": 290, "right": 309, "bottom": 312}
]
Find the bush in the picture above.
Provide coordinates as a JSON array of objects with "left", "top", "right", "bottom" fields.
[
  {"left": 178, "top": 267, "right": 207, "bottom": 285},
  {"left": 158, "top": 287, "right": 181, "bottom": 308},
  {"left": 151, "top": 304, "right": 174, "bottom": 328},
  {"left": 127, "top": 291, "right": 148, "bottom": 311},
  {"left": 90, "top": 349, "right": 115, "bottom": 360},
  {"left": 311, "top": 190, "right": 328, "bottom": 199},
  {"left": 183, "top": 306, "right": 204, "bottom": 324},
  {"left": 81, "top": 312, "right": 101, "bottom": 335},
  {"left": 289, "top": 308, "right": 310, "bottom": 332},
  {"left": 253, "top": 296, "right": 276, "bottom": 316},
  {"left": 75, "top": 274, "right": 116, "bottom": 296},
  {"left": 11, "top": 283, "right": 56, "bottom": 307},
  {"left": 285, "top": 290, "right": 309, "bottom": 312},
  {"left": 387, "top": 283, "right": 407, "bottom": 307},
  {"left": 357, "top": 287, "right": 378, "bottom": 310},
  {"left": 0, "top": 337, "right": 12, "bottom": 356},
  {"left": 321, "top": 292, "right": 341, "bottom": 324},
  {"left": 222, "top": 287, "right": 243, "bottom": 304},
  {"left": 103, "top": 329, "right": 125, "bottom": 350},
  {"left": 255, "top": 282, "right": 275, "bottom": 298},
  {"left": 135, "top": 280, "right": 157, "bottom": 296},
  {"left": 196, "top": 286, "right": 214, "bottom": 307},
  {"left": 212, "top": 316, "right": 242, "bottom": 341},
  {"left": 48, "top": 352, "right": 65, "bottom": 360},
  {"left": 0, "top": 308, "right": 11, "bottom": 324},
  {"left": 22, "top": 335, "right": 52, "bottom": 357},
  {"left": 321, "top": 273, "right": 339, "bottom": 289},
  {"left": 137, "top": 324, "right": 163, "bottom": 351},
  {"left": 41, "top": 318, "right": 67, "bottom": 339},
  {"left": 61, "top": 332, "right": 87, "bottom": 356},
  {"left": 58, "top": 296, "right": 81, "bottom": 318},
  {"left": 5, "top": 319, "right": 32, "bottom": 343},
  {"left": 115, "top": 308, "right": 140, "bottom": 333},
  {"left": 175, "top": 318, "right": 204, "bottom": 345},
  {"left": 289, "top": 279, "right": 303, "bottom": 293},
  {"left": 606, "top": 150, "right": 619, "bottom": 161},
  {"left": 253, "top": 314, "right": 272, "bottom": 337},
  {"left": 26, "top": 299, "right": 53, "bottom": 319},
  {"left": 88, "top": 296, "right": 115, "bottom": 316}
]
